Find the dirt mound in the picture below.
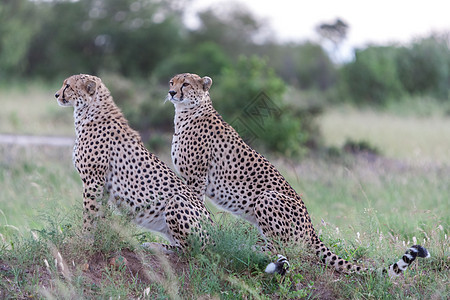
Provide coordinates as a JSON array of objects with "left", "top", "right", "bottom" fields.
[{"left": 0, "top": 248, "right": 190, "bottom": 299}]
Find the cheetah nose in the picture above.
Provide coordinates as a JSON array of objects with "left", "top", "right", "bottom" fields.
[
  {"left": 55, "top": 93, "right": 60, "bottom": 98},
  {"left": 169, "top": 90, "right": 177, "bottom": 97}
]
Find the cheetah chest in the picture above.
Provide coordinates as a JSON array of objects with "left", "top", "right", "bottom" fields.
[{"left": 171, "top": 132, "right": 182, "bottom": 175}]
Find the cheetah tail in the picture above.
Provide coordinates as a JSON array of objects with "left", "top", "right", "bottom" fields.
[
  {"left": 387, "top": 244, "right": 430, "bottom": 277},
  {"left": 313, "top": 236, "right": 430, "bottom": 277}
]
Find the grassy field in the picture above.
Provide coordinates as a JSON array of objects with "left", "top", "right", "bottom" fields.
[
  {"left": 0, "top": 82, "right": 74, "bottom": 136},
  {"left": 320, "top": 107, "right": 450, "bottom": 165},
  {"left": 0, "top": 84, "right": 448, "bottom": 299}
]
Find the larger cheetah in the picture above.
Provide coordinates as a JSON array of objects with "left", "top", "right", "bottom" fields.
[
  {"left": 55, "top": 74, "right": 211, "bottom": 250},
  {"left": 167, "top": 73, "right": 429, "bottom": 277}
]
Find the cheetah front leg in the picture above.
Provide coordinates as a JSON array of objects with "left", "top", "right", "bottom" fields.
[{"left": 80, "top": 173, "right": 108, "bottom": 233}]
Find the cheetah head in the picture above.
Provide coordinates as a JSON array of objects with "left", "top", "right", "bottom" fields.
[
  {"left": 55, "top": 74, "right": 101, "bottom": 108},
  {"left": 167, "top": 73, "right": 212, "bottom": 111}
]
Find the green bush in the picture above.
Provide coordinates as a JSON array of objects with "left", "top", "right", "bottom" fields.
[
  {"left": 343, "top": 139, "right": 380, "bottom": 155},
  {"left": 266, "top": 42, "right": 337, "bottom": 90},
  {"left": 339, "top": 46, "right": 405, "bottom": 105},
  {"left": 396, "top": 35, "right": 450, "bottom": 100},
  {"left": 101, "top": 73, "right": 174, "bottom": 150},
  {"left": 0, "top": 0, "right": 39, "bottom": 78},
  {"left": 294, "top": 43, "right": 337, "bottom": 90},
  {"left": 189, "top": 217, "right": 269, "bottom": 273},
  {"left": 154, "top": 41, "right": 232, "bottom": 81},
  {"left": 128, "top": 77, "right": 174, "bottom": 133},
  {"left": 213, "top": 56, "right": 285, "bottom": 115},
  {"left": 19, "top": 0, "right": 185, "bottom": 79},
  {"left": 338, "top": 35, "right": 449, "bottom": 105},
  {"left": 212, "top": 56, "right": 316, "bottom": 156}
]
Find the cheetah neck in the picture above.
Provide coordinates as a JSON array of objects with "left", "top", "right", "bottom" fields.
[
  {"left": 73, "top": 102, "right": 95, "bottom": 135},
  {"left": 73, "top": 95, "right": 123, "bottom": 137},
  {"left": 173, "top": 96, "right": 215, "bottom": 133}
]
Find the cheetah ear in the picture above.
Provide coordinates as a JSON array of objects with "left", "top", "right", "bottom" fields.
[
  {"left": 202, "top": 76, "right": 212, "bottom": 91},
  {"left": 85, "top": 80, "right": 96, "bottom": 95}
]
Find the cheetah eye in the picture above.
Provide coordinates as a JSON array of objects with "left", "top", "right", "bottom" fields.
[
  {"left": 169, "top": 81, "right": 173, "bottom": 86},
  {"left": 182, "top": 82, "right": 190, "bottom": 87}
]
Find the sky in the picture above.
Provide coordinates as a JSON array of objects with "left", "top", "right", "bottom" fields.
[{"left": 185, "top": 0, "right": 450, "bottom": 60}]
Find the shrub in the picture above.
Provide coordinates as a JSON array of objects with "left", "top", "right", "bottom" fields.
[
  {"left": 339, "top": 34, "right": 450, "bottom": 105},
  {"left": 101, "top": 73, "right": 173, "bottom": 134},
  {"left": 189, "top": 217, "right": 269, "bottom": 273},
  {"left": 343, "top": 139, "right": 380, "bottom": 156},
  {"left": 271, "top": 42, "right": 337, "bottom": 90},
  {"left": 213, "top": 55, "right": 317, "bottom": 156},
  {"left": 339, "top": 46, "right": 405, "bottom": 105},
  {"left": 153, "top": 41, "right": 232, "bottom": 81},
  {"left": 396, "top": 35, "right": 450, "bottom": 100}
]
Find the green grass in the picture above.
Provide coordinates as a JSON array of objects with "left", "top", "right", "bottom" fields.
[
  {"left": 1, "top": 144, "right": 448, "bottom": 299},
  {"left": 320, "top": 106, "right": 450, "bottom": 164},
  {"left": 277, "top": 156, "right": 449, "bottom": 236},
  {"left": 0, "top": 81, "right": 74, "bottom": 136},
  {"left": 0, "top": 145, "right": 80, "bottom": 236}
]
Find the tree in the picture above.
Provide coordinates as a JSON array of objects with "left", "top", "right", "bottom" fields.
[
  {"left": 24, "top": 0, "right": 187, "bottom": 79},
  {"left": 0, "top": 0, "right": 39, "bottom": 78},
  {"left": 340, "top": 46, "right": 404, "bottom": 105},
  {"left": 396, "top": 34, "right": 450, "bottom": 99},
  {"left": 190, "top": 3, "right": 270, "bottom": 60},
  {"left": 153, "top": 41, "right": 232, "bottom": 81},
  {"left": 316, "top": 19, "right": 349, "bottom": 46},
  {"left": 213, "top": 56, "right": 311, "bottom": 155},
  {"left": 316, "top": 18, "right": 349, "bottom": 62},
  {"left": 264, "top": 42, "right": 336, "bottom": 90}
]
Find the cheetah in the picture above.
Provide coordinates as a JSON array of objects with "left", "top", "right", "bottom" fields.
[
  {"left": 167, "top": 73, "right": 430, "bottom": 277},
  {"left": 54, "top": 74, "right": 211, "bottom": 250}
]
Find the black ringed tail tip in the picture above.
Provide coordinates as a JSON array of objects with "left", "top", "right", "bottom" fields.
[
  {"left": 411, "top": 244, "right": 430, "bottom": 258},
  {"left": 388, "top": 244, "right": 430, "bottom": 277},
  {"left": 265, "top": 254, "right": 290, "bottom": 276}
]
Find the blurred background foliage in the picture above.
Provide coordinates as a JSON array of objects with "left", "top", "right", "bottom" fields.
[{"left": 0, "top": 0, "right": 449, "bottom": 156}]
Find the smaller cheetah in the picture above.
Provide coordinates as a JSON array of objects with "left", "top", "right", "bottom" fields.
[
  {"left": 55, "top": 74, "right": 211, "bottom": 250},
  {"left": 167, "top": 73, "right": 430, "bottom": 277}
]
